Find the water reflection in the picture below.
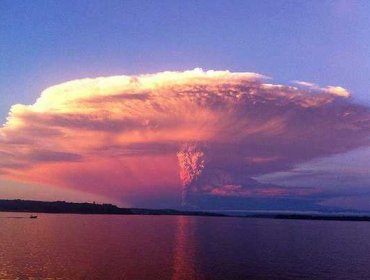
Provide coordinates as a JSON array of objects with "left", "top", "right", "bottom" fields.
[
  {"left": 2, "top": 213, "right": 370, "bottom": 279},
  {"left": 172, "top": 216, "right": 203, "bottom": 280}
]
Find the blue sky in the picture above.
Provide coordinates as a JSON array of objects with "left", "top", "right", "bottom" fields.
[
  {"left": 1, "top": 0, "right": 369, "bottom": 123},
  {"left": 1, "top": 0, "right": 370, "bottom": 210}
]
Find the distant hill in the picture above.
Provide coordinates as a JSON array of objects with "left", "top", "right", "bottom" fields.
[{"left": 0, "top": 199, "right": 224, "bottom": 217}]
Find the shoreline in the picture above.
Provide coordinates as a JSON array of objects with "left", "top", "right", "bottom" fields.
[{"left": 2, "top": 199, "right": 370, "bottom": 222}]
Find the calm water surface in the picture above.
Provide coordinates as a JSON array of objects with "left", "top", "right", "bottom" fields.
[{"left": 1, "top": 213, "right": 370, "bottom": 279}]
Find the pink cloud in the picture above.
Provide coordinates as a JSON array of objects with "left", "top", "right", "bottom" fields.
[{"left": 0, "top": 69, "right": 369, "bottom": 207}]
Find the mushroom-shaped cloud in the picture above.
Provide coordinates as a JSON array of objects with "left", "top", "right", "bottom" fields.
[{"left": 1, "top": 69, "right": 369, "bottom": 207}]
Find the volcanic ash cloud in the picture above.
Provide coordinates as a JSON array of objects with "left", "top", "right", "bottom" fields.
[
  {"left": 177, "top": 143, "right": 205, "bottom": 206},
  {"left": 0, "top": 69, "right": 369, "bottom": 206}
]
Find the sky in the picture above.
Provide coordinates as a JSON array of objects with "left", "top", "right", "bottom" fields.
[{"left": 1, "top": 0, "right": 370, "bottom": 211}]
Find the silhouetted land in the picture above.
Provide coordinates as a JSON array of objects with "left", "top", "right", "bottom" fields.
[
  {"left": 0, "top": 199, "right": 224, "bottom": 217},
  {"left": 1, "top": 199, "right": 370, "bottom": 221},
  {"left": 252, "top": 213, "right": 370, "bottom": 222}
]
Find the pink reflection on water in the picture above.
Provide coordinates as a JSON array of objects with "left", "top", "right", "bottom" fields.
[{"left": 172, "top": 216, "right": 204, "bottom": 280}]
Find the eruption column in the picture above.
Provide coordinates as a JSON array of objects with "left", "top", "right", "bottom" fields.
[{"left": 177, "top": 144, "right": 205, "bottom": 207}]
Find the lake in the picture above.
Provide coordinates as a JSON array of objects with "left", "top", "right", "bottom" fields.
[{"left": 1, "top": 213, "right": 370, "bottom": 279}]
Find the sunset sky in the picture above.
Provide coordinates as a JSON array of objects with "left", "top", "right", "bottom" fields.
[{"left": 1, "top": 0, "right": 370, "bottom": 211}]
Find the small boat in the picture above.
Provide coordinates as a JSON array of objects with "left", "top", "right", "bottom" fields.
[{"left": 30, "top": 215, "right": 38, "bottom": 219}]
